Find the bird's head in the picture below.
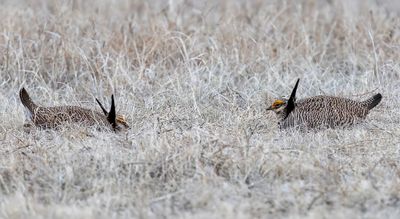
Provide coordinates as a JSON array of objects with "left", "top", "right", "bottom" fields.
[
  {"left": 115, "top": 114, "right": 129, "bottom": 130},
  {"left": 266, "top": 99, "right": 288, "bottom": 114},
  {"left": 96, "top": 95, "right": 129, "bottom": 131},
  {"left": 266, "top": 78, "right": 300, "bottom": 119}
]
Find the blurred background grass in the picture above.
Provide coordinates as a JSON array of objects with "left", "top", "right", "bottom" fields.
[{"left": 0, "top": 0, "right": 399, "bottom": 218}]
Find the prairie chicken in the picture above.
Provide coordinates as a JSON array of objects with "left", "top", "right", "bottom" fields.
[
  {"left": 19, "top": 88, "right": 129, "bottom": 131},
  {"left": 267, "top": 79, "right": 382, "bottom": 129}
]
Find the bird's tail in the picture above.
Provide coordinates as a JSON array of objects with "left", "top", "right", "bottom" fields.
[
  {"left": 362, "top": 93, "right": 382, "bottom": 110},
  {"left": 19, "top": 87, "right": 38, "bottom": 113}
]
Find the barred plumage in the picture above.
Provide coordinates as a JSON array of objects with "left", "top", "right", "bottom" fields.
[
  {"left": 267, "top": 79, "right": 382, "bottom": 130},
  {"left": 19, "top": 88, "right": 129, "bottom": 131}
]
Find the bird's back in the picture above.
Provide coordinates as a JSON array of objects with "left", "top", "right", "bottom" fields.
[
  {"left": 20, "top": 88, "right": 111, "bottom": 129},
  {"left": 279, "top": 95, "right": 377, "bottom": 129},
  {"left": 32, "top": 105, "right": 110, "bottom": 129}
]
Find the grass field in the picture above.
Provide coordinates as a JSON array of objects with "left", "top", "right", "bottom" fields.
[{"left": 0, "top": 0, "right": 399, "bottom": 218}]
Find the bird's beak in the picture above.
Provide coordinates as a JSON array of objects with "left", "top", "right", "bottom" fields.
[{"left": 266, "top": 106, "right": 273, "bottom": 111}]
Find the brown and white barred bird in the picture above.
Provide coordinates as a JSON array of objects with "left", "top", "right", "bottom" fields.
[
  {"left": 19, "top": 88, "right": 129, "bottom": 131},
  {"left": 267, "top": 79, "right": 382, "bottom": 130}
]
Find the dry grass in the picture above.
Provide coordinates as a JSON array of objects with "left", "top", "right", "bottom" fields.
[{"left": 0, "top": 0, "right": 399, "bottom": 218}]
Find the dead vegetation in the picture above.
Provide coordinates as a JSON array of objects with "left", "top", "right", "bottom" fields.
[{"left": 0, "top": 0, "right": 399, "bottom": 218}]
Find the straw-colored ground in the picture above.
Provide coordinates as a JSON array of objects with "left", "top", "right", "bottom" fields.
[{"left": 0, "top": 0, "right": 399, "bottom": 218}]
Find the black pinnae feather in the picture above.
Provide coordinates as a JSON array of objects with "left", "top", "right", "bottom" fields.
[
  {"left": 96, "top": 98, "right": 108, "bottom": 115},
  {"left": 107, "top": 95, "right": 116, "bottom": 127},
  {"left": 284, "top": 78, "right": 300, "bottom": 119}
]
